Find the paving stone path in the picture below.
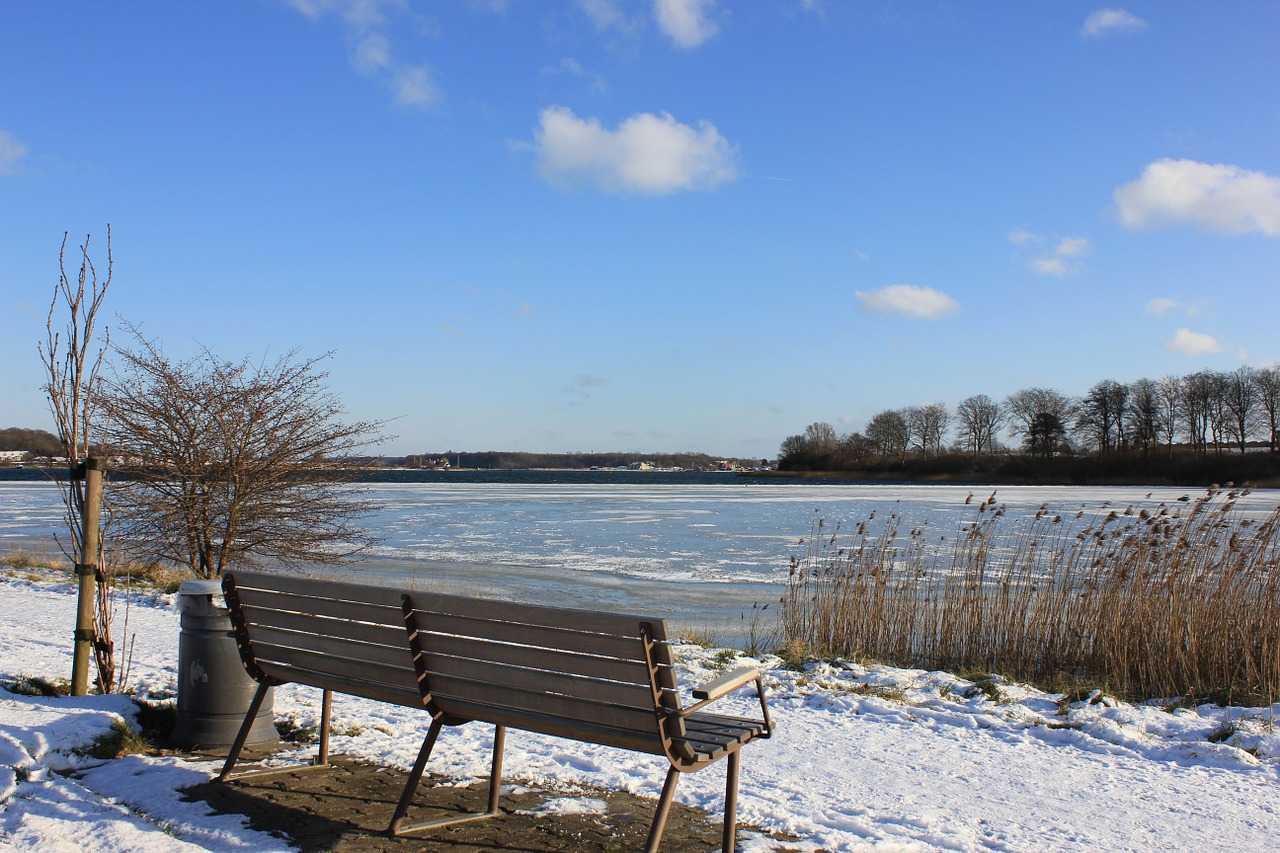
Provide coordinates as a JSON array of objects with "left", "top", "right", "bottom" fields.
[{"left": 184, "top": 758, "right": 785, "bottom": 852}]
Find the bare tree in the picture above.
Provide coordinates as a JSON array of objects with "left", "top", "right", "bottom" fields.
[
  {"left": 104, "top": 327, "right": 388, "bottom": 578},
  {"left": 1076, "top": 379, "right": 1129, "bottom": 454},
  {"left": 1257, "top": 365, "right": 1280, "bottom": 454},
  {"left": 1126, "top": 378, "right": 1164, "bottom": 459},
  {"left": 865, "top": 409, "right": 911, "bottom": 462},
  {"left": 954, "top": 394, "right": 1004, "bottom": 456},
  {"left": 38, "top": 228, "right": 117, "bottom": 694},
  {"left": 1004, "top": 387, "right": 1075, "bottom": 452},
  {"left": 907, "top": 403, "right": 949, "bottom": 457},
  {"left": 1224, "top": 365, "right": 1259, "bottom": 454},
  {"left": 1157, "top": 375, "right": 1181, "bottom": 454}
]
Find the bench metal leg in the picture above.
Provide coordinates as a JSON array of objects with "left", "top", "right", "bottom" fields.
[
  {"left": 487, "top": 724, "right": 506, "bottom": 814},
  {"left": 722, "top": 750, "right": 740, "bottom": 853},
  {"left": 317, "top": 689, "right": 333, "bottom": 766},
  {"left": 389, "top": 721, "right": 508, "bottom": 836},
  {"left": 217, "top": 681, "right": 272, "bottom": 782},
  {"left": 644, "top": 766, "right": 681, "bottom": 853},
  {"left": 388, "top": 717, "right": 445, "bottom": 835}
]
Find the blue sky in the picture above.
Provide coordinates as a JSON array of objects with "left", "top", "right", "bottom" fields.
[{"left": 2, "top": 2, "right": 1277, "bottom": 459}]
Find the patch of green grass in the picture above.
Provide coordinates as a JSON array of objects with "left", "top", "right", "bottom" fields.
[
  {"left": 3, "top": 675, "right": 72, "bottom": 697},
  {"left": 84, "top": 718, "right": 150, "bottom": 760},
  {"left": 275, "top": 717, "right": 320, "bottom": 743}
]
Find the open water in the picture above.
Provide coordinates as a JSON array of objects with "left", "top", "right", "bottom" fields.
[{"left": 2, "top": 471, "right": 1277, "bottom": 642}]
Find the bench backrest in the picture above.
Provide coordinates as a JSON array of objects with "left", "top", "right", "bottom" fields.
[
  {"left": 223, "top": 571, "right": 685, "bottom": 757},
  {"left": 224, "top": 570, "right": 422, "bottom": 709},
  {"left": 402, "top": 590, "right": 683, "bottom": 757}
]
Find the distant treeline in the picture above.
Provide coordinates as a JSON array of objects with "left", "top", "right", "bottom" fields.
[
  {"left": 0, "top": 427, "right": 61, "bottom": 457},
  {"left": 777, "top": 365, "right": 1280, "bottom": 487},
  {"left": 390, "top": 451, "right": 754, "bottom": 471}
]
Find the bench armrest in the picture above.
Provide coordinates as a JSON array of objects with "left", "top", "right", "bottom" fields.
[
  {"left": 692, "top": 666, "right": 759, "bottom": 702},
  {"left": 672, "top": 665, "right": 772, "bottom": 736}
]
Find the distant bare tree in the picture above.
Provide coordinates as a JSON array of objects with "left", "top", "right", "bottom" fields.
[
  {"left": 103, "top": 327, "right": 388, "bottom": 578},
  {"left": 954, "top": 394, "right": 1004, "bottom": 456},
  {"left": 1004, "top": 388, "right": 1075, "bottom": 452},
  {"left": 1157, "top": 375, "right": 1181, "bottom": 454},
  {"left": 1126, "top": 378, "right": 1164, "bottom": 459},
  {"left": 865, "top": 409, "right": 911, "bottom": 462},
  {"left": 1224, "top": 365, "right": 1259, "bottom": 454},
  {"left": 907, "top": 403, "right": 949, "bottom": 457},
  {"left": 1257, "top": 366, "right": 1280, "bottom": 454},
  {"left": 38, "top": 228, "right": 118, "bottom": 694},
  {"left": 1076, "top": 379, "right": 1129, "bottom": 454}
]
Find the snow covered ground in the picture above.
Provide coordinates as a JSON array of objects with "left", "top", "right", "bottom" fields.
[{"left": 2, "top": 575, "right": 1279, "bottom": 852}]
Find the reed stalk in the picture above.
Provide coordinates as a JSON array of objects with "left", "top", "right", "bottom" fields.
[{"left": 780, "top": 487, "right": 1280, "bottom": 703}]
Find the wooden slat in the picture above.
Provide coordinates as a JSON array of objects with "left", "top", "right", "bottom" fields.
[
  {"left": 429, "top": 699, "right": 664, "bottom": 756},
  {"left": 254, "top": 642, "right": 418, "bottom": 692},
  {"left": 249, "top": 624, "right": 411, "bottom": 670},
  {"left": 417, "top": 632, "right": 655, "bottom": 684},
  {"left": 411, "top": 611, "right": 647, "bottom": 662},
  {"left": 240, "top": 605, "right": 405, "bottom": 648},
  {"left": 426, "top": 673, "right": 660, "bottom": 734},
  {"left": 408, "top": 590, "right": 669, "bottom": 637},
  {"left": 255, "top": 662, "right": 424, "bottom": 709},
  {"left": 227, "top": 570, "right": 404, "bottom": 608},
  {"left": 235, "top": 587, "right": 402, "bottom": 627},
  {"left": 420, "top": 653, "right": 656, "bottom": 710}
]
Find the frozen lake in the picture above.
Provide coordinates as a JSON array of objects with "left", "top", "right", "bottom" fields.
[{"left": 3, "top": 475, "right": 1277, "bottom": 641}]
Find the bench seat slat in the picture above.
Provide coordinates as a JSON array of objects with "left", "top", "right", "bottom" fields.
[
  {"left": 254, "top": 661, "right": 425, "bottom": 709},
  {"left": 247, "top": 624, "right": 412, "bottom": 670},
  {"left": 420, "top": 653, "right": 657, "bottom": 711},
  {"left": 429, "top": 699, "right": 666, "bottom": 756},
  {"left": 418, "top": 632, "right": 656, "bottom": 684},
  {"left": 240, "top": 605, "right": 406, "bottom": 648},
  {"left": 235, "top": 587, "right": 402, "bottom": 627},
  {"left": 427, "top": 673, "right": 661, "bottom": 735},
  {"left": 229, "top": 570, "right": 405, "bottom": 608},
  {"left": 409, "top": 591, "right": 670, "bottom": 638},
  {"left": 411, "top": 610, "right": 648, "bottom": 662},
  {"left": 254, "top": 642, "right": 419, "bottom": 693}
]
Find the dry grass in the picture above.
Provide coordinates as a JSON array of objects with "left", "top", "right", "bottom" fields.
[{"left": 780, "top": 486, "right": 1280, "bottom": 704}]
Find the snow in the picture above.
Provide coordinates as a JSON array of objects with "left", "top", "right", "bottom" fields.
[{"left": 2, "top": 576, "right": 1279, "bottom": 852}]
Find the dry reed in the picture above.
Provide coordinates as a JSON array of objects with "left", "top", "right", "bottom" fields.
[{"left": 780, "top": 487, "right": 1280, "bottom": 704}]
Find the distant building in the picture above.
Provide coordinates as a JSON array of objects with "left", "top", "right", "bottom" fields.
[{"left": 0, "top": 450, "right": 29, "bottom": 465}]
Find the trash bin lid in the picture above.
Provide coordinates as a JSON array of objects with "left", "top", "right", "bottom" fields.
[{"left": 177, "top": 579, "right": 224, "bottom": 597}]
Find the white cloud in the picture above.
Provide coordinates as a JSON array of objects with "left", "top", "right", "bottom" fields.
[
  {"left": 1114, "top": 159, "right": 1280, "bottom": 238},
  {"left": 1027, "top": 235, "right": 1090, "bottom": 277},
  {"left": 288, "top": 0, "right": 441, "bottom": 110},
  {"left": 1008, "top": 229, "right": 1042, "bottom": 246},
  {"left": 856, "top": 285, "right": 960, "bottom": 320},
  {"left": 532, "top": 106, "right": 738, "bottom": 195},
  {"left": 393, "top": 65, "right": 439, "bottom": 107},
  {"left": 1081, "top": 8, "right": 1147, "bottom": 38},
  {"left": 1165, "top": 328, "right": 1223, "bottom": 357},
  {"left": 578, "top": 0, "right": 627, "bottom": 30},
  {"left": 1055, "top": 236, "right": 1091, "bottom": 257},
  {"left": 1030, "top": 258, "right": 1071, "bottom": 277},
  {"left": 1144, "top": 297, "right": 1204, "bottom": 318},
  {"left": 654, "top": 0, "right": 720, "bottom": 48},
  {"left": 0, "top": 131, "right": 28, "bottom": 175}
]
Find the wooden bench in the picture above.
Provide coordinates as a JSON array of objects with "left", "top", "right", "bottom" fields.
[{"left": 217, "top": 570, "right": 773, "bottom": 852}]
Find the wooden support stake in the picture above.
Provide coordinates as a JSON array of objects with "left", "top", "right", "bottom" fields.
[{"left": 70, "top": 457, "right": 105, "bottom": 696}]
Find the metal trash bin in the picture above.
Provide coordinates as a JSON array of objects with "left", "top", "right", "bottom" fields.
[{"left": 171, "top": 579, "right": 278, "bottom": 749}]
